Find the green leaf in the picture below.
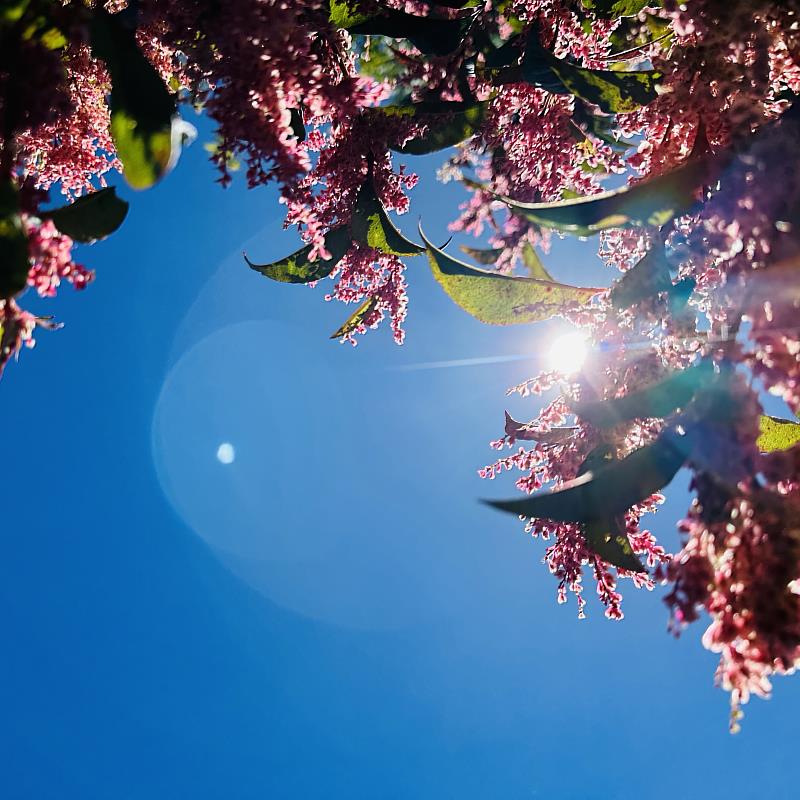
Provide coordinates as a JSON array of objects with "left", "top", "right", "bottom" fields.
[
  {"left": 349, "top": 9, "right": 468, "bottom": 55},
  {"left": 580, "top": 0, "right": 651, "bottom": 18},
  {"left": 757, "top": 415, "right": 800, "bottom": 452},
  {"left": 500, "top": 155, "right": 720, "bottom": 236},
  {"left": 584, "top": 517, "right": 645, "bottom": 571},
  {"left": 0, "top": 213, "right": 29, "bottom": 299},
  {"left": 523, "top": 39, "right": 659, "bottom": 114},
  {"left": 351, "top": 180, "right": 423, "bottom": 255},
  {"left": 459, "top": 245, "right": 504, "bottom": 264},
  {"left": 328, "top": 0, "right": 371, "bottom": 27},
  {"left": 42, "top": 187, "right": 129, "bottom": 243},
  {"left": 521, "top": 241, "right": 553, "bottom": 280},
  {"left": 574, "top": 361, "right": 716, "bottom": 427},
  {"left": 330, "top": 295, "right": 379, "bottom": 339},
  {"left": 245, "top": 226, "right": 352, "bottom": 284},
  {"left": 484, "top": 428, "right": 687, "bottom": 522},
  {"left": 610, "top": 243, "right": 671, "bottom": 308},
  {"left": 90, "top": 10, "right": 177, "bottom": 189},
  {"left": 391, "top": 101, "right": 486, "bottom": 155},
  {"left": 420, "top": 225, "right": 601, "bottom": 324}
]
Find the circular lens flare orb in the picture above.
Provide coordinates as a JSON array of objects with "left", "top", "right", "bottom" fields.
[
  {"left": 216, "top": 442, "right": 235, "bottom": 464},
  {"left": 546, "top": 330, "right": 589, "bottom": 374}
]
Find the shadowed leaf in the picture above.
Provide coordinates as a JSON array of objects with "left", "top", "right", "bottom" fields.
[
  {"left": 610, "top": 243, "right": 672, "bottom": 308},
  {"left": 504, "top": 411, "right": 577, "bottom": 443},
  {"left": 389, "top": 101, "right": 486, "bottom": 154},
  {"left": 484, "top": 428, "right": 688, "bottom": 521},
  {"left": 43, "top": 188, "right": 129, "bottom": 243},
  {"left": 574, "top": 361, "right": 716, "bottom": 427},
  {"left": 349, "top": 9, "right": 467, "bottom": 55},
  {"left": 459, "top": 245, "right": 504, "bottom": 264},
  {"left": 245, "top": 226, "right": 352, "bottom": 283},
  {"left": 575, "top": 443, "right": 644, "bottom": 571},
  {"left": 420, "top": 225, "right": 601, "bottom": 324},
  {"left": 500, "top": 155, "right": 720, "bottom": 236}
]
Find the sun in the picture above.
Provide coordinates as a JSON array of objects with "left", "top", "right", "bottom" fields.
[{"left": 546, "top": 330, "right": 589, "bottom": 375}]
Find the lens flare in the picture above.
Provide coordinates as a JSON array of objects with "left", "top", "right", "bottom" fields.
[{"left": 546, "top": 330, "right": 588, "bottom": 374}]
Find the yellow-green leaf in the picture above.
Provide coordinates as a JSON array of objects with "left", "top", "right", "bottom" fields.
[
  {"left": 420, "top": 226, "right": 601, "bottom": 324},
  {"left": 330, "top": 295, "right": 380, "bottom": 339},
  {"left": 521, "top": 241, "right": 553, "bottom": 280},
  {"left": 757, "top": 415, "right": 800, "bottom": 452},
  {"left": 245, "top": 226, "right": 352, "bottom": 284},
  {"left": 351, "top": 181, "right": 423, "bottom": 255}
]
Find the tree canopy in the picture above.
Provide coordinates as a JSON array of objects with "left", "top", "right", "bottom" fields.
[{"left": 2, "top": 0, "right": 800, "bottom": 731}]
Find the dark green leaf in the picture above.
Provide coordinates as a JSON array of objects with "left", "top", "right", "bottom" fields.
[
  {"left": 245, "top": 226, "right": 352, "bottom": 283},
  {"left": 523, "top": 39, "right": 659, "bottom": 114},
  {"left": 574, "top": 361, "right": 716, "bottom": 427},
  {"left": 330, "top": 295, "right": 379, "bottom": 339},
  {"left": 0, "top": 212, "right": 29, "bottom": 299},
  {"left": 391, "top": 101, "right": 486, "bottom": 155},
  {"left": 484, "top": 428, "right": 687, "bottom": 521},
  {"left": 90, "top": 10, "right": 177, "bottom": 189},
  {"left": 757, "top": 415, "right": 800, "bottom": 452},
  {"left": 42, "top": 187, "right": 129, "bottom": 243},
  {"left": 349, "top": 9, "right": 467, "bottom": 55},
  {"left": 584, "top": 517, "right": 645, "bottom": 571},
  {"left": 420, "top": 225, "right": 601, "bottom": 324},
  {"left": 504, "top": 411, "right": 577, "bottom": 443},
  {"left": 500, "top": 155, "right": 721, "bottom": 236},
  {"left": 610, "top": 243, "right": 671, "bottom": 308},
  {"left": 351, "top": 180, "right": 423, "bottom": 255}
]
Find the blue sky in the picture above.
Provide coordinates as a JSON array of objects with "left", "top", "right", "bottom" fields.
[{"left": 2, "top": 120, "right": 799, "bottom": 799}]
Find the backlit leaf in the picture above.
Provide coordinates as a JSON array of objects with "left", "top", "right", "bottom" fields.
[
  {"left": 330, "top": 295, "right": 380, "bottom": 339},
  {"left": 328, "top": 0, "right": 371, "bottom": 27},
  {"left": 521, "top": 241, "right": 553, "bottom": 280},
  {"left": 580, "top": 0, "right": 650, "bottom": 18},
  {"left": 484, "top": 428, "right": 688, "bottom": 522},
  {"left": 420, "top": 225, "right": 601, "bottom": 324},
  {"left": 42, "top": 187, "right": 129, "bottom": 243},
  {"left": 245, "top": 226, "right": 352, "bottom": 284},
  {"left": 351, "top": 181, "right": 423, "bottom": 255},
  {"left": 523, "top": 39, "right": 659, "bottom": 114},
  {"left": 757, "top": 415, "right": 800, "bottom": 452},
  {"left": 90, "top": 9, "right": 177, "bottom": 189}
]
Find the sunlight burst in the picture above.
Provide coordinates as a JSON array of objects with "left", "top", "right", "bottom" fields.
[{"left": 546, "top": 330, "right": 589, "bottom": 375}]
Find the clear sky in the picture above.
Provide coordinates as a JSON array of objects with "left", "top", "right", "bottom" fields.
[{"left": 3, "top": 119, "right": 799, "bottom": 799}]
